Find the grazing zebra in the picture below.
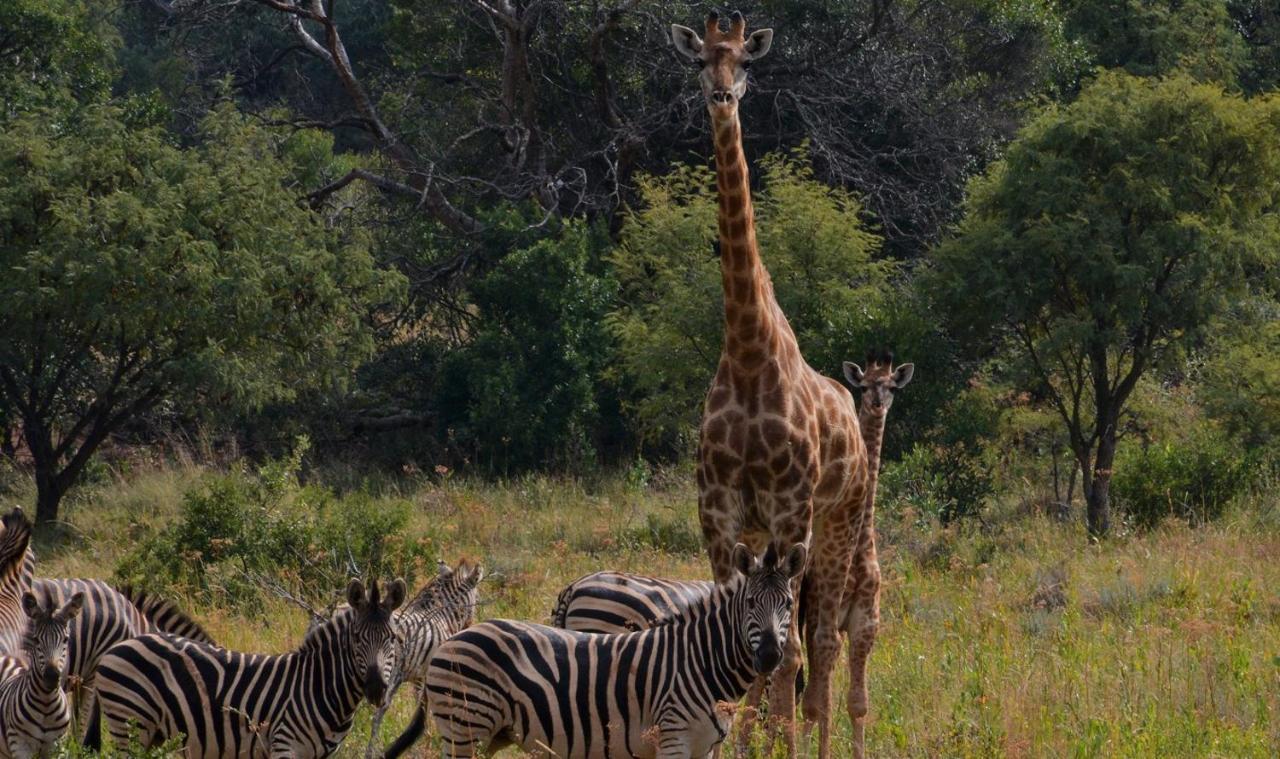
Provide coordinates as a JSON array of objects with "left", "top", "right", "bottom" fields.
[
  {"left": 551, "top": 570, "right": 713, "bottom": 634},
  {"left": 92, "top": 578, "right": 405, "bottom": 758},
  {"left": 425, "top": 542, "right": 806, "bottom": 758},
  {"left": 0, "top": 508, "right": 215, "bottom": 742},
  {"left": 375, "top": 559, "right": 483, "bottom": 759},
  {"left": 0, "top": 588, "right": 84, "bottom": 758}
]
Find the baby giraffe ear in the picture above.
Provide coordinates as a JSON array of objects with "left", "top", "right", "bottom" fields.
[
  {"left": 893, "top": 363, "right": 915, "bottom": 388},
  {"left": 783, "top": 543, "right": 808, "bottom": 579},
  {"left": 345, "top": 578, "right": 366, "bottom": 610},
  {"left": 382, "top": 578, "right": 407, "bottom": 612},
  {"left": 744, "top": 28, "right": 774, "bottom": 60},
  {"left": 671, "top": 24, "right": 704, "bottom": 61},
  {"left": 843, "top": 361, "right": 865, "bottom": 387},
  {"left": 20, "top": 591, "right": 40, "bottom": 620},
  {"left": 730, "top": 543, "right": 755, "bottom": 577},
  {"left": 56, "top": 592, "right": 85, "bottom": 622}
]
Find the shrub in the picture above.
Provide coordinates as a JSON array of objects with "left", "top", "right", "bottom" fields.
[
  {"left": 1112, "top": 429, "right": 1257, "bottom": 529},
  {"left": 115, "top": 441, "right": 437, "bottom": 610}
]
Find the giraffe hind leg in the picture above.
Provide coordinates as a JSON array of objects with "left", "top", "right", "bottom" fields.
[{"left": 844, "top": 539, "right": 881, "bottom": 759}]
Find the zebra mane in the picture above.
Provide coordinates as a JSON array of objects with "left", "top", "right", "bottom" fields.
[{"left": 299, "top": 606, "right": 355, "bottom": 652}]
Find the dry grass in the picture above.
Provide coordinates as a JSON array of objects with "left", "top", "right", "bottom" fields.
[{"left": 6, "top": 462, "right": 1278, "bottom": 757}]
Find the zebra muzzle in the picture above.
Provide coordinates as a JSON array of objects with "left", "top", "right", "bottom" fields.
[
  {"left": 363, "top": 666, "right": 388, "bottom": 706},
  {"left": 753, "top": 641, "right": 782, "bottom": 674}
]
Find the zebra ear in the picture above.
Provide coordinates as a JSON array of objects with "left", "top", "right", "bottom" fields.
[
  {"left": 346, "top": 579, "right": 366, "bottom": 610},
  {"left": 783, "top": 543, "right": 808, "bottom": 579},
  {"left": 21, "top": 591, "right": 40, "bottom": 619},
  {"left": 731, "top": 543, "right": 755, "bottom": 577},
  {"left": 437, "top": 559, "right": 452, "bottom": 578},
  {"left": 382, "top": 578, "right": 407, "bottom": 611},
  {"left": 56, "top": 592, "right": 85, "bottom": 622},
  {"left": 465, "top": 564, "right": 484, "bottom": 589}
]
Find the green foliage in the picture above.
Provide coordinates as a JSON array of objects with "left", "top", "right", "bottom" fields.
[
  {"left": 609, "top": 149, "right": 894, "bottom": 449},
  {"left": 431, "top": 221, "right": 617, "bottom": 473},
  {"left": 929, "top": 71, "right": 1280, "bottom": 531},
  {"left": 1065, "top": 0, "right": 1248, "bottom": 83},
  {"left": 0, "top": 99, "right": 401, "bottom": 519},
  {"left": 115, "top": 441, "right": 436, "bottom": 610},
  {"left": 1199, "top": 301, "right": 1280, "bottom": 448},
  {"left": 1113, "top": 428, "right": 1257, "bottom": 528},
  {"left": 0, "top": 0, "right": 116, "bottom": 114}
]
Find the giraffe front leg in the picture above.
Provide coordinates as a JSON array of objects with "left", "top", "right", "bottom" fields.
[
  {"left": 698, "top": 483, "right": 743, "bottom": 584},
  {"left": 845, "top": 534, "right": 881, "bottom": 759},
  {"left": 799, "top": 523, "right": 855, "bottom": 759}
]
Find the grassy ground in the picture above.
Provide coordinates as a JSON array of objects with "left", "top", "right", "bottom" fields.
[{"left": 9, "top": 462, "right": 1280, "bottom": 758}]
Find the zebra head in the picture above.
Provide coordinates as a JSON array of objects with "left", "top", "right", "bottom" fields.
[
  {"left": 345, "top": 578, "right": 407, "bottom": 708},
  {"left": 731, "top": 542, "right": 806, "bottom": 675},
  {"left": 19, "top": 588, "right": 83, "bottom": 691},
  {"left": 412, "top": 558, "right": 484, "bottom": 632}
]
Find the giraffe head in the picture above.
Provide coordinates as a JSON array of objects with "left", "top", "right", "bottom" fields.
[
  {"left": 671, "top": 10, "right": 773, "bottom": 119},
  {"left": 844, "top": 349, "right": 914, "bottom": 414},
  {"left": 731, "top": 541, "right": 805, "bottom": 675}
]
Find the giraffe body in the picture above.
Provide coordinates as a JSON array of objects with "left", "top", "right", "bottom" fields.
[{"left": 672, "top": 11, "right": 870, "bottom": 758}]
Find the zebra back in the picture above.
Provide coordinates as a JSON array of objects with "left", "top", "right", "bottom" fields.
[
  {"left": 551, "top": 570, "right": 714, "bottom": 634},
  {"left": 113, "top": 585, "right": 216, "bottom": 645}
]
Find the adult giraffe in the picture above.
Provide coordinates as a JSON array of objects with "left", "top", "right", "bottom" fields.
[{"left": 672, "top": 11, "right": 870, "bottom": 758}]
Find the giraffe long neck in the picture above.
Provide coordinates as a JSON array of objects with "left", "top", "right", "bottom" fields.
[
  {"left": 858, "top": 407, "right": 887, "bottom": 511},
  {"left": 712, "top": 112, "right": 789, "bottom": 366}
]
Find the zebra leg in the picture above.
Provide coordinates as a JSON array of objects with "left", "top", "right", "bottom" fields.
[
  {"left": 844, "top": 533, "right": 881, "bottom": 759},
  {"left": 365, "top": 702, "right": 388, "bottom": 759}
]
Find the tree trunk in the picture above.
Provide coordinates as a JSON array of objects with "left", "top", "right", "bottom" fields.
[
  {"left": 33, "top": 459, "right": 65, "bottom": 526},
  {"left": 1086, "top": 431, "right": 1116, "bottom": 538}
]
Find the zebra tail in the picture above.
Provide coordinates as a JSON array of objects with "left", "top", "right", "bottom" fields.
[
  {"left": 114, "top": 584, "right": 217, "bottom": 645},
  {"left": 549, "top": 582, "right": 576, "bottom": 628},
  {"left": 82, "top": 692, "right": 103, "bottom": 751},
  {"left": 383, "top": 703, "right": 429, "bottom": 759}
]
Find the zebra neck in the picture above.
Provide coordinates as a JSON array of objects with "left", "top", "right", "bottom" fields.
[
  {"left": 686, "top": 584, "right": 756, "bottom": 702},
  {"left": 294, "top": 616, "right": 363, "bottom": 721}
]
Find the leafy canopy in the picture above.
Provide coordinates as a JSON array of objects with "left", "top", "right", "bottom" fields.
[{"left": 0, "top": 101, "right": 402, "bottom": 519}]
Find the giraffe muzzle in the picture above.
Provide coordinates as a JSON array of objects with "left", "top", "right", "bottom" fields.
[{"left": 710, "top": 90, "right": 735, "bottom": 106}]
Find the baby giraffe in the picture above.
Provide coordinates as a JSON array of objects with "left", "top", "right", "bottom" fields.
[
  {"left": 0, "top": 589, "right": 83, "bottom": 759},
  {"left": 838, "top": 349, "right": 912, "bottom": 746}
]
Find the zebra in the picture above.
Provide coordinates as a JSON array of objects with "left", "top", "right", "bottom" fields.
[
  {"left": 0, "top": 588, "right": 84, "bottom": 758},
  {"left": 425, "top": 542, "right": 806, "bottom": 758},
  {"left": 0, "top": 508, "right": 215, "bottom": 742},
  {"left": 92, "top": 578, "right": 405, "bottom": 758},
  {"left": 551, "top": 571, "right": 713, "bottom": 634},
  {"left": 374, "top": 559, "right": 483, "bottom": 759}
]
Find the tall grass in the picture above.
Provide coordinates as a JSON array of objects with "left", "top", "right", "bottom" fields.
[{"left": 4, "top": 459, "right": 1277, "bottom": 757}]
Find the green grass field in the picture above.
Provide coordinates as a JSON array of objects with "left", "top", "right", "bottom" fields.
[{"left": 16, "top": 462, "right": 1280, "bottom": 758}]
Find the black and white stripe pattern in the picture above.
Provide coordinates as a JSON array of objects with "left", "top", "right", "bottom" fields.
[
  {"left": 93, "top": 578, "right": 405, "bottom": 758},
  {"left": 0, "top": 588, "right": 84, "bottom": 758},
  {"left": 376, "top": 559, "right": 483, "bottom": 759},
  {"left": 551, "top": 571, "right": 713, "bottom": 634},
  {"left": 425, "top": 543, "right": 805, "bottom": 758}
]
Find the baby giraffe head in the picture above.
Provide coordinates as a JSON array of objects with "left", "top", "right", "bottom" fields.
[
  {"left": 671, "top": 10, "right": 774, "bottom": 119},
  {"left": 844, "top": 349, "right": 914, "bottom": 414}
]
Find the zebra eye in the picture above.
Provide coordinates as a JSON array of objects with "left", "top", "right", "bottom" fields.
[{"left": 746, "top": 598, "right": 756, "bottom": 610}]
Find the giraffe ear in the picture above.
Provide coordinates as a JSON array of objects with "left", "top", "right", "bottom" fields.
[
  {"left": 892, "top": 363, "right": 915, "bottom": 389},
  {"left": 730, "top": 543, "right": 755, "bottom": 577},
  {"left": 783, "top": 543, "right": 808, "bottom": 579},
  {"left": 671, "top": 24, "right": 704, "bottom": 61},
  {"left": 744, "top": 28, "right": 773, "bottom": 60},
  {"left": 843, "top": 361, "right": 865, "bottom": 387}
]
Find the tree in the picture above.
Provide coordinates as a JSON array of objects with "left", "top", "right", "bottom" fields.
[
  {"left": 929, "top": 72, "right": 1280, "bottom": 537},
  {"left": 0, "top": 102, "right": 401, "bottom": 524},
  {"left": 608, "top": 150, "right": 894, "bottom": 451}
]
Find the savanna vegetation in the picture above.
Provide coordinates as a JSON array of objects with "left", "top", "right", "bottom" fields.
[{"left": 1, "top": 0, "right": 1278, "bottom": 756}]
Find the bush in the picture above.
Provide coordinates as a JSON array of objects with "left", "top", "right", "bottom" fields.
[
  {"left": 115, "top": 441, "right": 438, "bottom": 610},
  {"left": 1112, "top": 429, "right": 1258, "bottom": 529}
]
